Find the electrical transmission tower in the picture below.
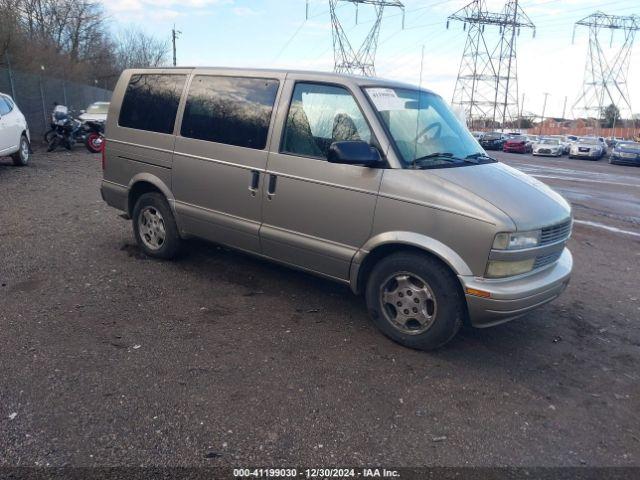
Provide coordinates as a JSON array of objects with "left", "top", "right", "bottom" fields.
[
  {"left": 572, "top": 12, "right": 640, "bottom": 122},
  {"left": 323, "top": 0, "right": 404, "bottom": 77},
  {"left": 448, "top": 0, "right": 534, "bottom": 129}
]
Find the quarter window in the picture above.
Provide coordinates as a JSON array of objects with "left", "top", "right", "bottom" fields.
[
  {"left": 282, "top": 83, "right": 371, "bottom": 159},
  {"left": 181, "top": 76, "right": 279, "bottom": 150},
  {"left": 118, "top": 74, "right": 186, "bottom": 134}
]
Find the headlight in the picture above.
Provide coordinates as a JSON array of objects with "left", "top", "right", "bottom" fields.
[
  {"left": 492, "top": 230, "right": 541, "bottom": 250},
  {"left": 486, "top": 259, "right": 536, "bottom": 278}
]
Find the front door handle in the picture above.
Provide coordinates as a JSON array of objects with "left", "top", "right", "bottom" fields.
[
  {"left": 248, "top": 170, "right": 260, "bottom": 196},
  {"left": 267, "top": 174, "right": 277, "bottom": 199}
]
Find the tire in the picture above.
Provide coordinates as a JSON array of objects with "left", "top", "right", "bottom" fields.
[
  {"left": 132, "top": 192, "right": 182, "bottom": 260},
  {"left": 47, "top": 136, "right": 59, "bottom": 152},
  {"left": 85, "top": 132, "right": 103, "bottom": 153},
  {"left": 44, "top": 129, "right": 55, "bottom": 144},
  {"left": 365, "top": 252, "right": 465, "bottom": 351},
  {"left": 11, "top": 135, "right": 30, "bottom": 166}
]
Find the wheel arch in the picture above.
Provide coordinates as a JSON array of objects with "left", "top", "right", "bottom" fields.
[
  {"left": 127, "top": 174, "right": 175, "bottom": 217},
  {"left": 349, "top": 232, "right": 473, "bottom": 295}
]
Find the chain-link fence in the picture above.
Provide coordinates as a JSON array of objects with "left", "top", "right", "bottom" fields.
[{"left": 0, "top": 67, "right": 112, "bottom": 141}]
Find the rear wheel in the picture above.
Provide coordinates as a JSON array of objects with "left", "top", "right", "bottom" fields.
[
  {"left": 11, "top": 135, "right": 30, "bottom": 166},
  {"left": 85, "top": 133, "right": 103, "bottom": 153},
  {"left": 132, "top": 192, "right": 182, "bottom": 259},
  {"left": 365, "top": 252, "right": 465, "bottom": 350}
]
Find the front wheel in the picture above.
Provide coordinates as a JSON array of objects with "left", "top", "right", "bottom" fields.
[
  {"left": 47, "top": 136, "right": 60, "bottom": 152},
  {"left": 132, "top": 192, "right": 182, "bottom": 259},
  {"left": 365, "top": 252, "right": 466, "bottom": 350},
  {"left": 11, "top": 135, "right": 30, "bottom": 166}
]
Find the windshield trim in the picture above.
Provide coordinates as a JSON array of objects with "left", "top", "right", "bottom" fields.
[{"left": 361, "top": 85, "right": 491, "bottom": 170}]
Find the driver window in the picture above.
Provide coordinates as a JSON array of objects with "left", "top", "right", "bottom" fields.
[{"left": 282, "top": 83, "right": 371, "bottom": 160}]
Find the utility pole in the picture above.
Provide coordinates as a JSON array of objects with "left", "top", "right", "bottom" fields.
[
  {"left": 539, "top": 92, "right": 550, "bottom": 136},
  {"left": 519, "top": 92, "right": 525, "bottom": 131},
  {"left": 561, "top": 95, "right": 567, "bottom": 120},
  {"left": 448, "top": 0, "right": 535, "bottom": 128},
  {"left": 327, "top": 0, "right": 404, "bottom": 77},
  {"left": 172, "top": 25, "right": 181, "bottom": 67},
  {"left": 572, "top": 12, "right": 639, "bottom": 123}
]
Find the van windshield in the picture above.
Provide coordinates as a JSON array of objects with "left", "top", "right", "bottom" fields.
[{"left": 365, "top": 87, "right": 492, "bottom": 169}]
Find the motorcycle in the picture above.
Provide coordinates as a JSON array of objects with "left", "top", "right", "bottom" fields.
[
  {"left": 83, "top": 120, "right": 105, "bottom": 153},
  {"left": 45, "top": 105, "right": 85, "bottom": 152}
]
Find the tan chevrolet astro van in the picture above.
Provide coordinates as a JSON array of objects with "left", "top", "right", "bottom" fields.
[{"left": 101, "top": 67, "right": 573, "bottom": 350}]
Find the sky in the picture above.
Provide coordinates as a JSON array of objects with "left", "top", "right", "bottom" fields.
[{"left": 102, "top": 0, "right": 640, "bottom": 119}]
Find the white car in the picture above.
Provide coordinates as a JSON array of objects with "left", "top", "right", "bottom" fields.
[
  {"left": 532, "top": 138, "right": 563, "bottom": 157},
  {"left": 79, "top": 101, "right": 110, "bottom": 123},
  {"left": 0, "top": 93, "right": 30, "bottom": 166}
]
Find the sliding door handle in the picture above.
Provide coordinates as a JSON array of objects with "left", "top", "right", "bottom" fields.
[
  {"left": 248, "top": 170, "right": 260, "bottom": 196},
  {"left": 267, "top": 174, "right": 278, "bottom": 198}
]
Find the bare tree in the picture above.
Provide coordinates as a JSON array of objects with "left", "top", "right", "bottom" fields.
[
  {"left": 1, "top": 0, "right": 168, "bottom": 88},
  {"left": 114, "top": 27, "right": 169, "bottom": 71}
]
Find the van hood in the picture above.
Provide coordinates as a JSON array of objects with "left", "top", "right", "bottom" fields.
[{"left": 430, "top": 162, "right": 571, "bottom": 231}]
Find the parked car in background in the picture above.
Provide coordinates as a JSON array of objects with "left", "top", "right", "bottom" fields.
[
  {"left": 547, "top": 135, "right": 570, "bottom": 154},
  {"left": 480, "top": 132, "right": 506, "bottom": 150},
  {"left": 471, "top": 131, "right": 485, "bottom": 141},
  {"left": 0, "top": 92, "right": 30, "bottom": 166},
  {"left": 533, "top": 138, "right": 563, "bottom": 157},
  {"left": 605, "top": 136, "right": 625, "bottom": 149},
  {"left": 609, "top": 141, "right": 640, "bottom": 166},
  {"left": 101, "top": 67, "right": 573, "bottom": 351},
  {"left": 79, "top": 101, "right": 110, "bottom": 123},
  {"left": 503, "top": 135, "right": 532, "bottom": 153},
  {"left": 597, "top": 136, "right": 608, "bottom": 155},
  {"left": 569, "top": 137, "right": 604, "bottom": 160}
]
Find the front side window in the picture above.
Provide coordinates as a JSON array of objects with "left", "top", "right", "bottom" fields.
[
  {"left": 181, "top": 76, "right": 279, "bottom": 149},
  {"left": 366, "top": 87, "right": 491, "bottom": 169},
  {"left": 119, "top": 74, "right": 186, "bottom": 134},
  {"left": 282, "top": 83, "right": 372, "bottom": 159}
]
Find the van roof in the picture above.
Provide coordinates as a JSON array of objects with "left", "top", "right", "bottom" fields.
[{"left": 125, "top": 66, "right": 437, "bottom": 95}]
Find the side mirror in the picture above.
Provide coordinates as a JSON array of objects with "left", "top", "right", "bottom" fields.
[{"left": 327, "top": 141, "right": 381, "bottom": 166}]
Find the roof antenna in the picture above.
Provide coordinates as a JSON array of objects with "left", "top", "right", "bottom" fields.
[{"left": 412, "top": 44, "right": 425, "bottom": 170}]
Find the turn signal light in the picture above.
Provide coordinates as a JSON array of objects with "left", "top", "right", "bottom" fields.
[{"left": 465, "top": 288, "right": 491, "bottom": 298}]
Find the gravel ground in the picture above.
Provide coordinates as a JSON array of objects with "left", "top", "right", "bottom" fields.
[{"left": 1, "top": 148, "right": 639, "bottom": 467}]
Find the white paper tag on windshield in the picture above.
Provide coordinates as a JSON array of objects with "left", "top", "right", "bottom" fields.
[{"left": 368, "top": 88, "right": 405, "bottom": 111}]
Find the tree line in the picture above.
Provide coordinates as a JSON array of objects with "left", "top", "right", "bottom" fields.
[{"left": 0, "top": 0, "right": 168, "bottom": 89}]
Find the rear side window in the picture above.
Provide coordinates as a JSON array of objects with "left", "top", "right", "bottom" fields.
[
  {"left": 119, "top": 74, "right": 186, "bottom": 134},
  {"left": 180, "top": 76, "right": 279, "bottom": 150}
]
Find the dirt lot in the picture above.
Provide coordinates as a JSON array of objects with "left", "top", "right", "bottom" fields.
[{"left": 1, "top": 148, "right": 639, "bottom": 467}]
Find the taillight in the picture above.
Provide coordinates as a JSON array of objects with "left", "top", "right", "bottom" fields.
[{"left": 101, "top": 139, "right": 106, "bottom": 171}]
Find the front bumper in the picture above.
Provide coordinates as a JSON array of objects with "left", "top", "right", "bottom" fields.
[
  {"left": 504, "top": 145, "right": 527, "bottom": 153},
  {"left": 610, "top": 155, "right": 640, "bottom": 166},
  {"left": 571, "top": 150, "right": 599, "bottom": 159},
  {"left": 460, "top": 248, "right": 572, "bottom": 328},
  {"left": 534, "top": 149, "right": 561, "bottom": 156}
]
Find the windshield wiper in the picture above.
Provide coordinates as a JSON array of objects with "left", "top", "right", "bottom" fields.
[
  {"left": 413, "top": 152, "right": 458, "bottom": 167},
  {"left": 465, "top": 152, "right": 496, "bottom": 163},
  {"left": 413, "top": 152, "right": 476, "bottom": 169}
]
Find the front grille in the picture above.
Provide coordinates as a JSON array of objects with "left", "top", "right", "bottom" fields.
[
  {"left": 540, "top": 220, "right": 572, "bottom": 246},
  {"left": 534, "top": 250, "right": 563, "bottom": 269},
  {"left": 539, "top": 148, "right": 551, "bottom": 154},
  {"left": 579, "top": 147, "right": 589, "bottom": 152}
]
